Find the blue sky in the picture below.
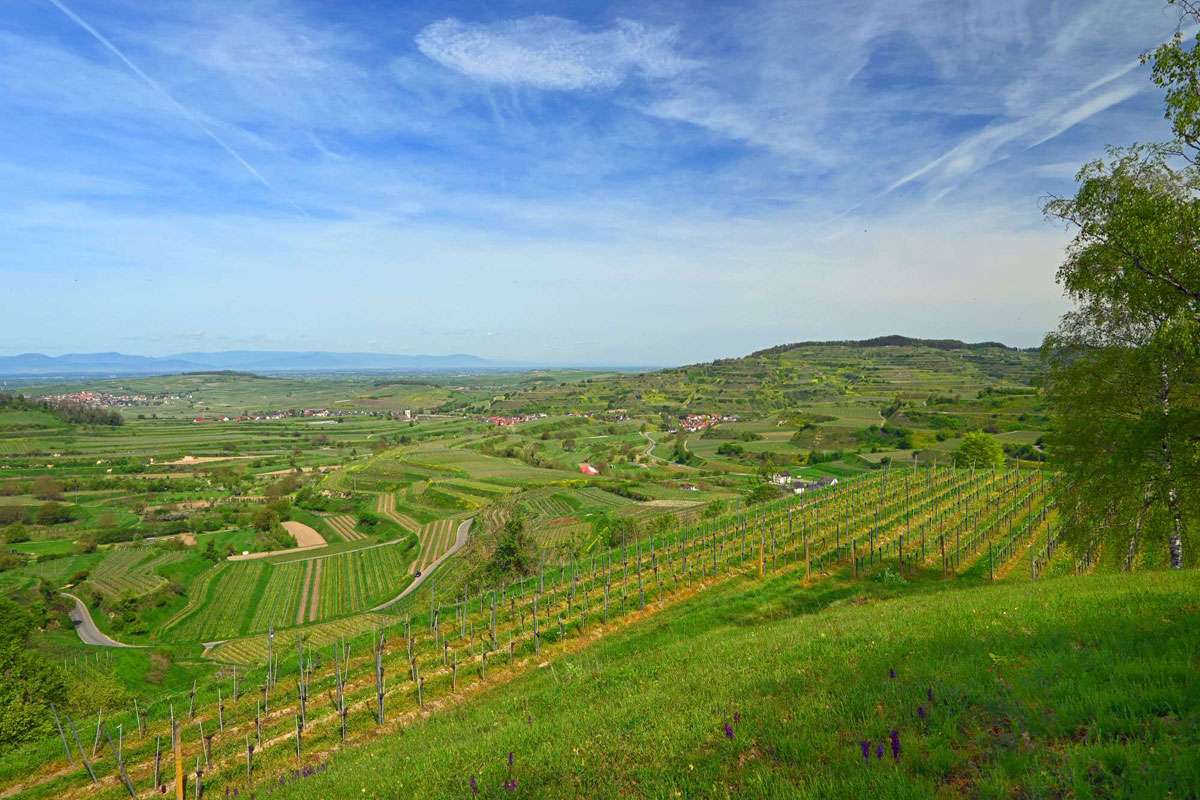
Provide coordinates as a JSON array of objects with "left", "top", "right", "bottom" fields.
[{"left": 0, "top": 0, "right": 1185, "bottom": 364}]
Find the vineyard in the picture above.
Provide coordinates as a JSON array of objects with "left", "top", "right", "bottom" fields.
[
  {"left": 312, "top": 542, "right": 415, "bottom": 618},
  {"left": 373, "top": 493, "right": 420, "bottom": 533},
  {"left": 10, "top": 467, "right": 1073, "bottom": 800},
  {"left": 158, "top": 540, "right": 418, "bottom": 643},
  {"left": 161, "top": 561, "right": 266, "bottom": 642},
  {"left": 413, "top": 518, "right": 465, "bottom": 572},
  {"left": 322, "top": 514, "right": 366, "bottom": 542}
]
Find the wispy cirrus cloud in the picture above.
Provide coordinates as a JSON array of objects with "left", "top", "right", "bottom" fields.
[
  {"left": 0, "top": 0, "right": 1186, "bottom": 362},
  {"left": 415, "top": 16, "right": 696, "bottom": 91}
]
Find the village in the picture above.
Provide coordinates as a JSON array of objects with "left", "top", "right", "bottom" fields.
[
  {"left": 192, "top": 407, "right": 382, "bottom": 423},
  {"left": 38, "top": 389, "right": 178, "bottom": 408}
]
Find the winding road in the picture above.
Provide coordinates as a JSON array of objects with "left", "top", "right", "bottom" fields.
[
  {"left": 63, "top": 592, "right": 141, "bottom": 648},
  {"left": 372, "top": 518, "right": 472, "bottom": 611}
]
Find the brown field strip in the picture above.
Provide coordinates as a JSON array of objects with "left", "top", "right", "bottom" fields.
[
  {"left": 295, "top": 560, "right": 314, "bottom": 625},
  {"left": 308, "top": 560, "right": 323, "bottom": 622}
]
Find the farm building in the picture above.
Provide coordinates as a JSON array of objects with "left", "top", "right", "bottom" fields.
[{"left": 793, "top": 477, "right": 838, "bottom": 494}]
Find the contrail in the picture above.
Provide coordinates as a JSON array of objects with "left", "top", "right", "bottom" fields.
[{"left": 45, "top": 0, "right": 300, "bottom": 211}]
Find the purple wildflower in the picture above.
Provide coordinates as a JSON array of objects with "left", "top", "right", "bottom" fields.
[
  {"left": 889, "top": 668, "right": 897, "bottom": 680},
  {"left": 917, "top": 706, "right": 927, "bottom": 721},
  {"left": 890, "top": 730, "right": 901, "bottom": 761},
  {"left": 504, "top": 778, "right": 519, "bottom": 792},
  {"left": 927, "top": 687, "right": 934, "bottom": 703},
  {"left": 508, "top": 751, "right": 514, "bottom": 769},
  {"left": 733, "top": 711, "right": 741, "bottom": 724},
  {"left": 470, "top": 776, "right": 479, "bottom": 795},
  {"left": 724, "top": 721, "right": 735, "bottom": 739},
  {"left": 876, "top": 743, "right": 884, "bottom": 760},
  {"left": 859, "top": 740, "right": 871, "bottom": 761}
]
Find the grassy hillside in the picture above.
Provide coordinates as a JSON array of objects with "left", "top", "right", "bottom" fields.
[
  {"left": 484, "top": 338, "right": 1049, "bottom": 475},
  {"left": 263, "top": 568, "right": 1198, "bottom": 800}
]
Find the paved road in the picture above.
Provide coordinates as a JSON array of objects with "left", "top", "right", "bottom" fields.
[
  {"left": 640, "top": 431, "right": 667, "bottom": 464},
  {"left": 63, "top": 593, "right": 140, "bottom": 648},
  {"left": 372, "top": 518, "right": 472, "bottom": 611}
]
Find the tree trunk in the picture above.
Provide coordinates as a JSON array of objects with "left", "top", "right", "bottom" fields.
[{"left": 1159, "top": 362, "right": 1185, "bottom": 569}]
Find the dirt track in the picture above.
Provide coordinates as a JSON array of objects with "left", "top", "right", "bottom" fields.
[{"left": 308, "top": 560, "right": 323, "bottom": 621}]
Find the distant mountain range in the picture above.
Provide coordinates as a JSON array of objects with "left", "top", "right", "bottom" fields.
[
  {"left": 0, "top": 336, "right": 1028, "bottom": 378},
  {"left": 0, "top": 350, "right": 495, "bottom": 377}
]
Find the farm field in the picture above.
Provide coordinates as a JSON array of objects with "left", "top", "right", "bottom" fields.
[
  {"left": 159, "top": 537, "right": 418, "bottom": 643},
  {"left": 5, "top": 463, "right": 1197, "bottom": 800}
]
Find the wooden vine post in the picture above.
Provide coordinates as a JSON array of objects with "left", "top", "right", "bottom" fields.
[{"left": 173, "top": 718, "right": 185, "bottom": 800}]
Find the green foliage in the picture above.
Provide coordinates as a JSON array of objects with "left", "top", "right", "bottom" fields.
[
  {"left": 30, "top": 475, "right": 62, "bottom": 501},
  {"left": 0, "top": 598, "right": 64, "bottom": 751},
  {"left": 486, "top": 516, "right": 535, "bottom": 584},
  {"left": 34, "top": 502, "right": 73, "bottom": 525},
  {"left": 0, "top": 524, "right": 28, "bottom": 544},
  {"left": 591, "top": 513, "right": 638, "bottom": 548},
  {"left": 251, "top": 507, "right": 279, "bottom": 531},
  {"left": 0, "top": 392, "right": 122, "bottom": 427},
  {"left": 857, "top": 424, "right": 914, "bottom": 450},
  {"left": 1147, "top": 8, "right": 1200, "bottom": 150},
  {"left": 745, "top": 483, "right": 779, "bottom": 505},
  {"left": 1043, "top": 10, "right": 1200, "bottom": 568},
  {"left": 952, "top": 432, "right": 1005, "bottom": 468}
]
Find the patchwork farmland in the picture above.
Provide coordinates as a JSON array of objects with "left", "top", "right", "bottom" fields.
[
  {"left": 5, "top": 467, "right": 1098, "bottom": 800},
  {"left": 3, "top": 338, "right": 1191, "bottom": 800}
]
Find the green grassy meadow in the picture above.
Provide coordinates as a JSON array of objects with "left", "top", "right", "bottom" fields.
[{"left": 262, "top": 568, "right": 1200, "bottom": 800}]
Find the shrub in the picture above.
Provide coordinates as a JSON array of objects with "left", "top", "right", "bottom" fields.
[{"left": 35, "top": 502, "right": 73, "bottom": 526}]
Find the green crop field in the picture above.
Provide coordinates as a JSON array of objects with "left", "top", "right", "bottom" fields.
[
  {"left": 311, "top": 541, "right": 416, "bottom": 618},
  {"left": 84, "top": 547, "right": 187, "bottom": 599},
  {"left": 161, "top": 561, "right": 267, "bottom": 642}
]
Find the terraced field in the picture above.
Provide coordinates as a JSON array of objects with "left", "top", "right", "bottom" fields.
[
  {"left": 85, "top": 547, "right": 187, "bottom": 598},
  {"left": 205, "top": 611, "right": 397, "bottom": 663},
  {"left": 21, "top": 552, "right": 102, "bottom": 588},
  {"left": 413, "top": 518, "right": 463, "bottom": 572},
  {"left": 404, "top": 446, "right": 568, "bottom": 485},
  {"left": 15, "top": 467, "right": 1080, "bottom": 799},
  {"left": 312, "top": 541, "right": 413, "bottom": 618},
  {"left": 518, "top": 490, "right": 577, "bottom": 518},
  {"left": 572, "top": 486, "right": 637, "bottom": 508},
  {"left": 323, "top": 513, "right": 367, "bottom": 541},
  {"left": 161, "top": 561, "right": 266, "bottom": 642},
  {"left": 248, "top": 561, "right": 306, "bottom": 633},
  {"left": 375, "top": 492, "right": 420, "bottom": 532}
]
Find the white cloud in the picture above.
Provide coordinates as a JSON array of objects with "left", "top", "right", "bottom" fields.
[{"left": 415, "top": 16, "right": 695, "bottom": 90}]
